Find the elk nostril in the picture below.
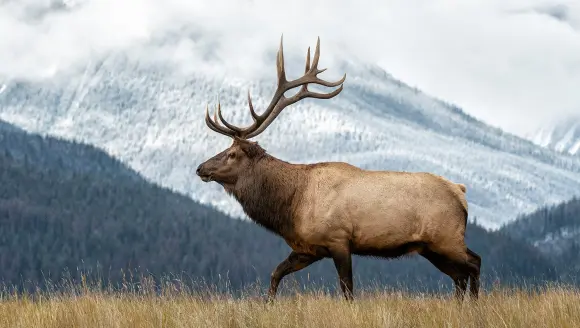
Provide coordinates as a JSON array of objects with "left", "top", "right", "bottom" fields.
[{"left": 196, "top": 165, "right": 202, "bottom": 175}]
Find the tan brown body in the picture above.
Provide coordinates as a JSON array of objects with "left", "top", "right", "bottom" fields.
[
  {"left": 196, "top": 36, "right": 481, "bottom": 301},
  {"left": 295, "top": 163, "right": 469, "bottom": 258}
]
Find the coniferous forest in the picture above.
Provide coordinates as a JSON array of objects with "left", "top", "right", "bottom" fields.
[{"left": 0, "top": 120, "right": 578, "bottom": 294}]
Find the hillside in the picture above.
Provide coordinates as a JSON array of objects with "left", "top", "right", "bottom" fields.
[
  {"left": 0, "top": 119, "right": 563, "bottom": 293},
  {"left": 0, "top": 119, "right": 288, "bottom": 291},
  {"left": 501, "top": 197, "right": 580, "bottom": 283},
  {"left": 529, "top": 116, "right": 580, "bottom": 156},
  {"left": 0, "top": 117, "right": 139, "bottom": 181},
  {"left": 1, "top": 50, "right": 580, "bottom": 229}
]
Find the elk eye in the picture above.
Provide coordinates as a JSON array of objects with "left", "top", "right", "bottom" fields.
[{"left": 228, "top": 153, "right": 236, "bottom": 159}]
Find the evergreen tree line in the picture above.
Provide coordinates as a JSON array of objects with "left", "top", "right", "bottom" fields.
[{"left": 0, "top": 122, "right": 576, "bottom": 295}]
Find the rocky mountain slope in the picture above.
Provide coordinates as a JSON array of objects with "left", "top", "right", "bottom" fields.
[
  {"left": 529, "top": 116, "right": 580, "bottom": 156},
  {"left": 1, "top": 50, "right": 579, "bottom": 229}
]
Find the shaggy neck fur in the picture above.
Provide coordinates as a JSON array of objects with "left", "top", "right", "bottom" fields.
[{"left": 231, "top": 153, "right": 307, "bottom": 238}]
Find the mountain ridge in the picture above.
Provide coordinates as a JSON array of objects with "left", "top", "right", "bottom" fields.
[
  {"left": 1, "top": 50, "right": 579, "bottom": 229},
  {"left": 0, "top": 118, "right": 566, "bottom": 292},
  {"left": 0, "top": 114, "right": 141, "bottom": 181},
  {"left": 529, "top": 115, "right": 580, "bottom": 156},
  {"left": 500, "top": 196, "right": 580, "bottom": 283}
]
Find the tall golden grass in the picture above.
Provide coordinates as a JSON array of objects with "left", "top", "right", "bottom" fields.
[{"left": 1, "top": 278, "right": 578, "bottom": 328}]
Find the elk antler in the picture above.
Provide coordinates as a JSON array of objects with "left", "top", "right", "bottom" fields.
[{"left": 205, "top": 36, "right": 346, "bottom": 139}]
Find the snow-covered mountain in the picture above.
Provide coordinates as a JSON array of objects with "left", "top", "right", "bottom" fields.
[
  {"left": 530, "top": 116, "right": 580, "bottom": 156},
  {"left": 1, "top": 51, "right": 580, "bottom": 230}
]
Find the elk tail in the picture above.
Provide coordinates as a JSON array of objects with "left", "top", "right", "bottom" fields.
[{"left": 455, "top": 183, "right": 468, "bottom": 228}]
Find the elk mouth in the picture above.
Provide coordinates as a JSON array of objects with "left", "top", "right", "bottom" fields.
[{"left": 199, "top": 174, "right": 213, "bottom": 182}]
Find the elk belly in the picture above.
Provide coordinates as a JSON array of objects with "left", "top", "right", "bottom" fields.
[{"left": 349, "top": 205, "right": 425, "bottom": 257}]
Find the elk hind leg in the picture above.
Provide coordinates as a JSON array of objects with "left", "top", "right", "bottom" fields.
[
  {"left": 420, "top": 248, "right": 470, "bottom": 300},
  {"left": 466, "top": 248, "right": 481, "bottom": 299}
]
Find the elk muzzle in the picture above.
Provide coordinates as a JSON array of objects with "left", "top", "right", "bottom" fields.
[{"left": 196, "top": 163, "right": 213, "bottom": 182}]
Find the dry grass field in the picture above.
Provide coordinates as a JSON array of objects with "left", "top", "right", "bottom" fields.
[{"left": 0, "top": 278, "right": 579, "bottom": 328}]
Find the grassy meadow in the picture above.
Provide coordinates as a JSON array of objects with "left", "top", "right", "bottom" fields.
[{"left": 0, "top": 276, "right": 578, "bottom": 328}]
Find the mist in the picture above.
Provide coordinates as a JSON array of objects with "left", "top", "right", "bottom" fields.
[{"left": 1, "top": 0, "right": 579, "bottom": 136}]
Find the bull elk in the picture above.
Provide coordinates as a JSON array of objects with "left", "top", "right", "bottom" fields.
[{"left": 196, "top": 36, "right": 481, "bottom": 301}]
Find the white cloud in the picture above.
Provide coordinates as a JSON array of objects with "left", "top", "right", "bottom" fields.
[{"left": 1, "top": 0, "right": 579, "bottom": 136}]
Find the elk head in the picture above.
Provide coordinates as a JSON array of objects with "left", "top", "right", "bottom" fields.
[
  {"left": 195, "top": 137, "right": 264, "bottom": 187},
  {"left": 196, "top": 36, "right": 346, "bottom": 187}
]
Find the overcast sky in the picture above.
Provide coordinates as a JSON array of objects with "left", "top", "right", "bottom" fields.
[{"left": 1, "top": 0, "right": 579, "bottom": 136}]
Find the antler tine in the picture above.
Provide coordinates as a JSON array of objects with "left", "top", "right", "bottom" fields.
[
  {"left": 248, "top": 91, "right": 259, "bottom": 122},
  {"left": 276, "top": 35, "right": 287, "bottom": 86},
  {"left": 242, "top": 37, "right": 346, "bottom": 138},
  {"left": 216, "top": 101, "right": 244, "bottom": 133},
  {"left": 300, "top": 47, "right": 311, "bottom": 92},
  {"left": 284, "top": 37, "right": 345, "bottom": 89},
  {"left": 205, "top": 104, "right": 237, "bottom": 138},
  {"left": 202, "top": 35, "right": 346, "bottom": 140},
  {"left": 311, "top": 36, "right": 321, "bottom": 73},
  {"left": 244, "top": 83, "right": 345, "bottom": 139},
  {"left": 201, "top": 35, "right": 289, "bottom": 139},
  {"left": 249, "top": 36, "right": 344, "bottom": 121}
]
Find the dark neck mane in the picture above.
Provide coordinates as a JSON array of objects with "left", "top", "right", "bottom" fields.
[{"left": 232, "top": 155, "right": 307, "bottom": 237}]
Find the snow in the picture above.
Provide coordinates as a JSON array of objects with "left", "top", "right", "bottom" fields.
[
  {"left": 531, "top": 127, "right": 554, "bottom": 148},
  {"left": 1, "top": 54, "right": 579, "bottom": 230},
  {"left": 533, "top": 227, "right": 580, "bottom": 256},
  {"left": 571, "top": 140, "right": 580, "bottom": 155},
  {"left": 529, "top": 117, "right": 580, "bottom": 156}
]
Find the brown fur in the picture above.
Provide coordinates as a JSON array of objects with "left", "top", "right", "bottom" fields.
[
  {"left": 197, "top": 36, "right": 480, "bottom": 301},
  {"left": 197, "top": 139, "right": 481, "bottom": 301}
]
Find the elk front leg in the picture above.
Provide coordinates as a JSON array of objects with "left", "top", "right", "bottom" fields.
[
  {"left": 330, "top": 249, "right": 354, "bottom": 301},
  {"left": 268, "top": 251, "right": 321, "bottom": 302}
]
